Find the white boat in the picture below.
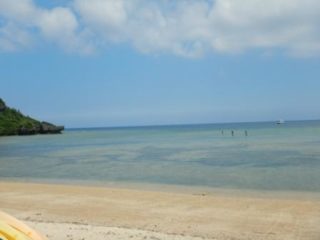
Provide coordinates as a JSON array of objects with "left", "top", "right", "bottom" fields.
[{"left": 276, "top": 119, "right": 285, "bottom": 124}]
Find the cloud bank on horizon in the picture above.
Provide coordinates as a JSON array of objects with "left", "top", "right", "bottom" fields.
[{"left": 1, "top": 0, "right": 320, "bottom": 57}]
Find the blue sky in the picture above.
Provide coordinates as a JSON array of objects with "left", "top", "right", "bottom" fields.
[{"left": 1, "top": 0, "right": 320, "bottom": 128}]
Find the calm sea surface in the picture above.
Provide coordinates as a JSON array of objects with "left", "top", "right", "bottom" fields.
[{"left": 1, "top": 121, "right": 320, "bottom": 192}]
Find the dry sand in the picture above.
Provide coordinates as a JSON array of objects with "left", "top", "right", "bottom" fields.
[{"left": 0, "top": 181, "right": 320, "bottom": 240}]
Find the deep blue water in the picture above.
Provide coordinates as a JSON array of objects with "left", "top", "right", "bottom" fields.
[{"left": 1, "top": 120, "right": 320, "bottom": 192}]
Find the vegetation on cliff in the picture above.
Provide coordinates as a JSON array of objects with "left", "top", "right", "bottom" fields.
[{"left": 0, "top": 98, "right": 64, "bottom": 136}]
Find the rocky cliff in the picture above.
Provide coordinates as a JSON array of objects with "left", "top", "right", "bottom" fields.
[{"left": 0, "top": 98, "right": 64, "bottom": 136}]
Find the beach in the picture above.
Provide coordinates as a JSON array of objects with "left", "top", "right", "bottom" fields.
[
  {"left": 1, "top": 181, "right": 319, "bottom": 240},
  {"left": 1, "top": 0, "right": 320, "bottom": 238}
]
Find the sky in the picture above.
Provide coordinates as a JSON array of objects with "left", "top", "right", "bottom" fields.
[{"left": 1, "top": 0, "right": 320, "bottom": 128}]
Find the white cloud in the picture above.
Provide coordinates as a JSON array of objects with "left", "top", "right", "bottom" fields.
[
  {"left": 0, "top": 22, "right": 33, "bottom": 52},
  {"left": 208, "top": 0, "right": 320, "bottom": 55},
  {"left": 0, "top": 0, "right": 35, "bottom": 51},
  {"left": 37, "top": 7, "right": 94, "bottom": 53},
  {"left": 0, "top": 0, "right": 320, "bottom": 57},
  {"left": 74, "top": 0, "right": 127, "bottom": 30},
  {"left": 0, "top": 0, "right": 93, "bottom": 54},
  {"left": 0, "top": 0, "right": 35, "bottom": 23}
]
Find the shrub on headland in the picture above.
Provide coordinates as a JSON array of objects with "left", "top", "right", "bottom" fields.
[{"left": 0, "top": 98, "right": 64, "bottom": 136}]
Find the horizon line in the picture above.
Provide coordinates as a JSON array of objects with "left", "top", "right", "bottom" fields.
[{"left": 65, "top": 118, "right": 320, "bottom": 130}]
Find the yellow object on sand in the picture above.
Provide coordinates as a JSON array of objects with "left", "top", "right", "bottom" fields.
[{"left": 0, "top": 211, "right": 47, "bottom": 240}]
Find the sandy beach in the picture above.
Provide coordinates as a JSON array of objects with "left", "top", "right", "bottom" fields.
[{"left": 0, "top": 181, "right": 320, "bottom": 240}]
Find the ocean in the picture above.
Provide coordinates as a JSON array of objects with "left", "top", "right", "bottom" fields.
[{"left": 1, "top": 120, "right": 320, "bottom": 192}]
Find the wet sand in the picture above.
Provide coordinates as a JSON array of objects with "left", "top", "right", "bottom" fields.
[{"left": 0, "top": 181, "right": 320, "bottom": 240}]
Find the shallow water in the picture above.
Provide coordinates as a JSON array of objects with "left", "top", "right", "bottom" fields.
[{"left": 1, "top": 121, "right": 320, "bottom": 192}]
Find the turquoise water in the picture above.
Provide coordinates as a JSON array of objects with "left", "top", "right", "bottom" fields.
[{"left": 1, "top": 121, "right": 320, "bottom": 192}]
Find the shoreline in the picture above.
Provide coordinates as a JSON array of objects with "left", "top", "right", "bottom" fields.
[
  {"left": 1, "top": 181, "right": 320, "bottom": 240},
  {"left": 1, "top": 177, "right": 320, "bottom": 201}
]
